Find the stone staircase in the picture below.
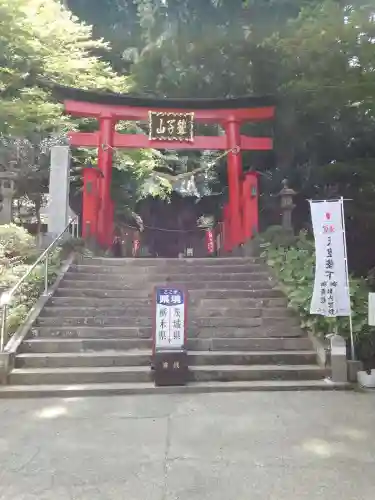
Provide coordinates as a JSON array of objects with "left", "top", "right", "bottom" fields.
[{"left": 1, "top": 257, "right": 341, "bottom": 397}]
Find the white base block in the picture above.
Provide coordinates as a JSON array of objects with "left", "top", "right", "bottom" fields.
[{"left": 357, "top": 369, "right": 375, "bottom": 388}]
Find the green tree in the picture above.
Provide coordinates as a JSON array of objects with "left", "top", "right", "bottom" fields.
[
  {"left": 261, "top": 1, "right": 375, "bottom": 272},
  {"left": 0, "top": 0, "right": 170, "bottom": 222},
  {"left": 0, "top": 0, "right": 130, "bottom": 135},
  {"left": 65, "top": 0, "right": 142, "bottom": 74},
  {"left": 63, "top": 0, "right": 375, "bottom": 271}
]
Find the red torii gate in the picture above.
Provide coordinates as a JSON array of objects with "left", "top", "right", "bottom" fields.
[{"left": 57, "top": 86, "right": 275, "bottom": 250}]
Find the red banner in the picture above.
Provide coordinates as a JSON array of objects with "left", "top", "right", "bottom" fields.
[
  {"left": 205, "top": 229, "right": 215, "bottom": 254},
  {"left": 132, "top": 239, "right": 140, "bottom": 257}
]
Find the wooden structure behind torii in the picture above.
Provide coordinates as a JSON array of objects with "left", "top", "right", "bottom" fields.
[{"left": 56, "top": 85, "right": 275, "bottom": 251}]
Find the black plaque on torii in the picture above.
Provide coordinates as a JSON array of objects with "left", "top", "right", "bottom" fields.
[{"left": 148, "top": 111, "right": 194, "bottom": 142}]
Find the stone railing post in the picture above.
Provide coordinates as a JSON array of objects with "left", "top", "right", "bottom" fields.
[
  {"left": 0, "top": 172, "right": 17, "bottom": 225},
  {"left": 48, "top": 146, "right": 70, "bottom": 239}
]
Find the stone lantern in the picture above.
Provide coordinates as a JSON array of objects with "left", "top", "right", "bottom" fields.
[
  {"left": 278, "top": 179, "right": 296, "bottom": 232},
  {"left": 0, "top": 172, "right": 17, "bottom": 225}
]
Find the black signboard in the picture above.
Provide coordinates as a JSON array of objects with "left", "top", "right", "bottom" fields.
[
  {"left": 148, "top": 111, "right": 194, "bottom": 142},
  {"left": 153, "top": 350, "right": 188, "bottom": 386}
]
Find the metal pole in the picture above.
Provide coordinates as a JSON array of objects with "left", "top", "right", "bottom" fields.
[
  {"left": 339, "top": 196, "right": 355, "bottom": 360},
  {"left": 348, "top": 314, "right": 355, "bottom": 360},
  {"left": 44, "top": 258, "right": 49, "bottom": 295},
  {"left": 1, "top": 305, "right": 7, "bottom": 351}
]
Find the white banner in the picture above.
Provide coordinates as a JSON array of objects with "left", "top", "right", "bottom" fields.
[{"left": 309, "top": 199, "right": 351, "bottom": 317}]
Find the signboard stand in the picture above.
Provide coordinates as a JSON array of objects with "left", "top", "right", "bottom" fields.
[
  {"left": 309, "top": 197, "right": 355, "bottom": 360},
  {"left": 152, "top": 286, "right": 188, "bottom": 386}
]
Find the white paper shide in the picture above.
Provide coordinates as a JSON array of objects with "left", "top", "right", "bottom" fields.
[
  {"left": 309, "top": 200, "right": 351, "bottom": 317},
  {"left": 155, "top": 288, "right": 185, "bottom": 349}
]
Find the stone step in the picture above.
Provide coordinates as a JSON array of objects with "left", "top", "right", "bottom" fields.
[
  {"left": 36, "top": 317, "right": 154, "bottom": 327},
  {"left": 16, "top": 351, "right": 152, "bottom": 368},
  {"left": 20, "top": 337, "right": 311, "bottom": 354},
  {"left": 190, "top": 350, "right": 318, "bottom": 367},
  {"left": 0, "top": 380, "right": 349, "bottom": 398},
  {"left": 8, "top": 364, "right": 325, "bottom": 385},
  {"left": 32, "top": 326, "right": 152, "bottom": 339},
  {"left": 48, "top": 297, "right": 155, "bottom": 307},
  {"left": 71, "top": 264, "right": 267, "bottom": 275},
  {"left": 9, "top": 366, "right": 153, "bottom": 385},
  {"left": 47, "top": 296, "right": 288, "bottom": 308},
  {"left": 64, "top": 272, "right": 270, "bottom": 281},
  {"left": 201, "top": 297, "right": 288, "bottom": 307},
  {"left": 20, "top": 338, "right": 153, "bottom": 353},
  {"left": 54, "top": 288, "right": 284, "bottom": 299},
  {"left": 207, "top": 337, "right": 311, "bottom": 351},
  {"left": 39, "top": 306, "right": 293, "bottom": 319},
  {"left": 32, "top": 325, "right": 302, "bottom": 339},
  {"left": 15, "top": 350, "right": 317, "bottom": 369},
  {"left": 40, "top": 306, "right": 154, "bottom": 317},
  {"left": 36, "top": 316, "right": 298, "bottom": 329},
  {"left": 7, "top": 253, "right": 327, "bottom": 395},
  {"left": 55, "top": 288, "right": 152, "bottom": 298},
  {"left": 59, "top": 280, "right": 275, "bottom": 291},
  {"left": 193, "top": 326, "right": 302, "bottom": 338},
  {"left": 80, "top": 257, "right": 261, "bottom": 267},
  {"left": 190, "top": 365, "right": 326, "bottom": 383}
]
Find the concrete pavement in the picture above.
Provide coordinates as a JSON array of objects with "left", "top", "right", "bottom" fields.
[{"left": 0, "top": 391, "right": 375, "bottom": 499}]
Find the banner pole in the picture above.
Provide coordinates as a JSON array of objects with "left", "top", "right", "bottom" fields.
[{"left": 339, "top": 196, "right": 355, "bottom": 360}]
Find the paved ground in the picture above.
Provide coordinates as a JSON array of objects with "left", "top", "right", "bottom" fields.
[{"left": 1, "top": 391, "right": 375, "bottom": 499}]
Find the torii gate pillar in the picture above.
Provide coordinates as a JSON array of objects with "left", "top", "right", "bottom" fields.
[
  {"left": 226, "top": 120, "right": 243, "bottom": 247},
  {"left": 97, "top": 116, "right": 114, "bottom": 246}
]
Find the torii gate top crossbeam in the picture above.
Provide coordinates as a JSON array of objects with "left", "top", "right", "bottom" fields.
[{"left": 54, "top": 85, "right": 276, "bottom": 123}]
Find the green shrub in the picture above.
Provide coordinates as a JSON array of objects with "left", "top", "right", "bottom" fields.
[
  {"left": 5, "top": 258, "right": 60, "bottom": 335},
  {"left": 0, "top": 224, "right": 36, "bottom": 261},
  {"left": 59, "top": 237, "right": 94, "bottom": 259},
  {"left": 261, "top": 225, "right": 297, "bottom": 247},
  {"left": 0, "top": 225, "right": 63, "bottom": 338},
  {"left": 261, "top": 229, "right": 375, "bottom": 367}
]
